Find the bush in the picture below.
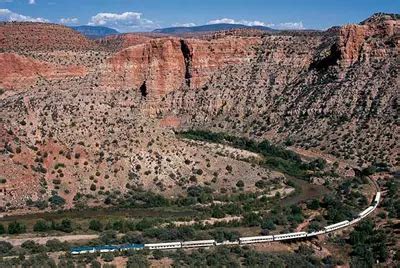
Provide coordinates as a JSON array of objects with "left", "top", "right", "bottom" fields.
[
  {"left": 48, "top": 195, "right": 66, "bottom": 206},
  {"left": 102, "top": 253, "right": 114, "bottom": 262},
  {"left": 100, "top": 230, "right": 118, "bottom": 244},
  {"left": 0, "top": 241, "right": 13, "bottom": 254},
  {"left": 33, "top": 220, "right": 51, "bottom": 232},
  {"left": 226, "top": 165, "right": 233, "bottom": 173},
  {"left": 179, "top": 130, "right": 308, "bottom": 178},
  {"left": 152, "top": 249, "right": 164, "bottom": 260},
  {"left": 90, "top": 184, "right": 97, "bottom": 191},
  {"left": 8, "top": 221, "right": 26, "bottom": 234},
  {"left": 127, "top": 254, "right": 149, "bottom": 268},
  {"left": 58, "top": 219, "right": 73, "bottom": 233},
  {"left": 236, "top": 180, "right": 245, "bottom": 188},
  {"left": 21, "top": 240, "right": 46, "bottom": 254},
  {"left": 89, "top": 219, "right": 103, "bottom": 232},
  {"left": 0, "top": 224, "right": 5, "bottom": 234},
  {"left": 46, "top": 239, "right": 68, "bottom": 251}
]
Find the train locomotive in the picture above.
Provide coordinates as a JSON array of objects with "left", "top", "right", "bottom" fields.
[{"left": 71, "top": 192, "right": 381, "bottom": 255}]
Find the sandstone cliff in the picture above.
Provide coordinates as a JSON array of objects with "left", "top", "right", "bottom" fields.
[
  {"left": 0, "top": 53, "right": 87, "bottom": 90},
  {"left": 101, "top": 36, "right": 261, "bottom": 96}
]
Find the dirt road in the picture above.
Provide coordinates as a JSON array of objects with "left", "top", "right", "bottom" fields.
[{"left": 0, "top": 234, "right": 98, "bottom": 246}]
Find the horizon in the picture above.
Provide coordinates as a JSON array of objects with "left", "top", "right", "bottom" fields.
[{"left": 0, "top": 0, "right": 399, "bottom": 32}]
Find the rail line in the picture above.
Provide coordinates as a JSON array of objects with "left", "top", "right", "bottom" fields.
[{"left": 71, "top": 178, "right": 381, "bottom": 254}]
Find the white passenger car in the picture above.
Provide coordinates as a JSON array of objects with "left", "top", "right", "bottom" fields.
[
  {"left": 239, "top": 236, "right": 274, "bottom": 244},
  {"left": 182, "top": 240, "right": 216, "bottom": 248},
  {"left": 324, "top": 220, "right": 350, "bottom": 232},
  {"left": 374, "top": 192, "right": 381, "bottom": 204},
  {"left": 358, "top": 206, "right": 374, "bottom": 218},
  {"left": 144, "top": 242, "right": 182, "bottom": 250},
  {"left": 215, "top": 241, "right": 240, "bottom": 246},
  {"left": 306, "top": 230, "right": 325, "bottom": 237},
  {"left": 273, "top": 232, "right": 307, "bottom": 241}
]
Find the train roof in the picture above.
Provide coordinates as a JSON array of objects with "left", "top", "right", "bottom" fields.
[
  {"left": 325, "top": 220, "right": 349, "bottom": 229},
  {"left": 239, "top": 236, "right": 274, "bottom": 240},
  {"left": 120, "top": 244, "right": 144, "bottom": 249},
  {"left": 95, "top": 245, "right": 119, "bottom": 250},
  {"left": 145, "top": 242, "right": 181, "bottom": 246},
  {"left": 182, "top": 240, "right": 216, "bottom": 244},
  {"left": 71, "top": 246, "right": 95, "bottom": 251},
  {"left": 274, "top": 231, "right": 307, "bottom": 237}
]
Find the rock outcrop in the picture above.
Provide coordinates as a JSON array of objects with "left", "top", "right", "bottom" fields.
[
  {"left": 0, "top": 13, "right": 398, "bottom": 212},
  {"left": 0, "top": 53, "right": 87, "bottom": 90},
  {"left": 101, "top": 36, "right": 261, "bottom": 96},
  {"left": 339, "top": 13, "right": 399, "bottom": 65},
  {"left": 102, "top": 38, "right": 186, "bottom": 96}
]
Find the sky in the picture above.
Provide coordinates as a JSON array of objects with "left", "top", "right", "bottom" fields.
[{"left": 0, "top": 0, "right": 398, "bottom": 32}]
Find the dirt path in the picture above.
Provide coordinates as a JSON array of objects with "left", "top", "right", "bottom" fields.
[{"left": 0, "top": 234, "right": 98, "bottom": 246}]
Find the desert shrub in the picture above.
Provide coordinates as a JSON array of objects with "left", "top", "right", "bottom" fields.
[
  {"left": 8, "top": 221, "right": 26, "bottom": 234},
  {"left": 0, "top": 241, "right": 13, "bottom": 254},
  {"left": 33, "top": 220, "right": 51, "bottom": 232},
  {"left": 127, "top": 253, "right": 149, "bottom": 268},
  {"left": 179, "top": 130, "right": 309, "bottom": 178},
  {"left": 49, "top": 195, "right": 66, "bottom": 206},
  {"left": 236, "top": 180, "right": 245, "bottom": 188},
  {"left": 89, "top": 219, "right": 103, "bottom": 232}
]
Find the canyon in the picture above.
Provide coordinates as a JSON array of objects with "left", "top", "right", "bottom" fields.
[{"left": 0, "top": 13, "right": 398, "bottom": 212}]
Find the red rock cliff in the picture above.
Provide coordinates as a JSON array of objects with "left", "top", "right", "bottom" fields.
[
  {"left": 101, "top": 36, "right": 261, "bottom": 96},
  {"left": 0, "top": 53, "right": 87, "bottom": 90},
  {"left": 339, "top": 14, "right": 399, "bottom": 65}
]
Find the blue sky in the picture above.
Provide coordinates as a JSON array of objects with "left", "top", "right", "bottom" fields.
[{"left": 0, "top": 0, "right": 398, "bottom": 32}]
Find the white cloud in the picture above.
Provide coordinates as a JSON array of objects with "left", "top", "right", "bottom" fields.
[
  {"left": 28, "top": 0, "right": 35, "bottom": 4},
  {"left": 172, "top": 22, "right": 196, "bottom": 27},
  {"left": 88, "top": 11, "right": 155, "bottom": 32},
  {"left": 0, "top": 8, "right": 49, "bottom": 22},
  {"left": 207, "top": 18, "right": 270, "bottom": 27},
  {"left": 275, "top": 22, "right": 304, "bottom": 30},
  {"left": 60, "top": 17, "right": 79, "bottom": 25},
  {"left": 207, "top": 18, "right": 305, "bottom": 30}
]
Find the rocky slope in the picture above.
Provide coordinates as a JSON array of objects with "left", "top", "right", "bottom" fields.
[
  {"left": 0, "top": 13, "right": 398, "bottom": 212},
  {"left": 0, "top": 53, "right": 87, "bottom": 90},
  {"left": 0, "top": 22, "right": 97, "bottom": 52},
  {"left": 160, "top": 13, "right": 399, "bottom": 168}
]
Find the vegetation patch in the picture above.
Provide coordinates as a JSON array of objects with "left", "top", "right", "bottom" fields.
[{"left": 179, "top": 130, "right": 326, "bottom": 178}]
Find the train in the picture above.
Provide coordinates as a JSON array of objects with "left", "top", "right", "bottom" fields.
[{"left": 71, "top": 191, "right": 381, "bottom": 255}]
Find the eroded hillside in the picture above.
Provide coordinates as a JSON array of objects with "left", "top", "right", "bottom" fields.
[{"left": 0, "top": 13, "right": 399, "bottom": 213}]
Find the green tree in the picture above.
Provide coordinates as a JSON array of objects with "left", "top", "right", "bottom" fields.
[
  {"left": 127, "top": 254, "right": 149, "bottom": 268},
  {"left": 8, "top": 221, "right": 26, "bottom": 234},
  {"left": 236, "top": 180, "right": 245, "bottom": 188},
  {"left": 33, "top": 220, "right": 51, "bottom": 232},
  {"left": 102, "top": 253, "right": 114, "bottom": 262},
  {"left": 46, "top": 239, "right": 68, "bottom": 252},
  {"left": 48, "top": 195, "right": 66, "bottom": 206},
  {"left": 89, "top": 219, "right": 103, "bottom": 232},
  {"left": 152, "top": 249, "right": 164, "bottom": 260},
  {"left": 0, "top": 241, "right": 13, "bottom": 254}
]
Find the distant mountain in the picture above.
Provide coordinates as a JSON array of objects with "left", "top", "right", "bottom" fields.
[
  {"left": 70, "top": 25, "right": 119, "bottom": 38},
  {"left": 152, "top": 23, "right": 275, "bottom": 34}
]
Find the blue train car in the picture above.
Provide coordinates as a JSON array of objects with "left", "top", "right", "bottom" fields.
[
  {"left": 94, "top": 245, "right": 120, "bottom": 253},
  {"left": 71, "top": 246, "right": 96, "bottom": 254}
]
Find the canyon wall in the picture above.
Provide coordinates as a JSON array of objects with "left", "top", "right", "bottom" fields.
[{"left": 100, "top": 37, "right": 262, "bottom": 96}]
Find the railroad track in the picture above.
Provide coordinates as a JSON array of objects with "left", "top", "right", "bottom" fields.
[{"left": 71, "top": 177, "right": 381, "bottom": 254}]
